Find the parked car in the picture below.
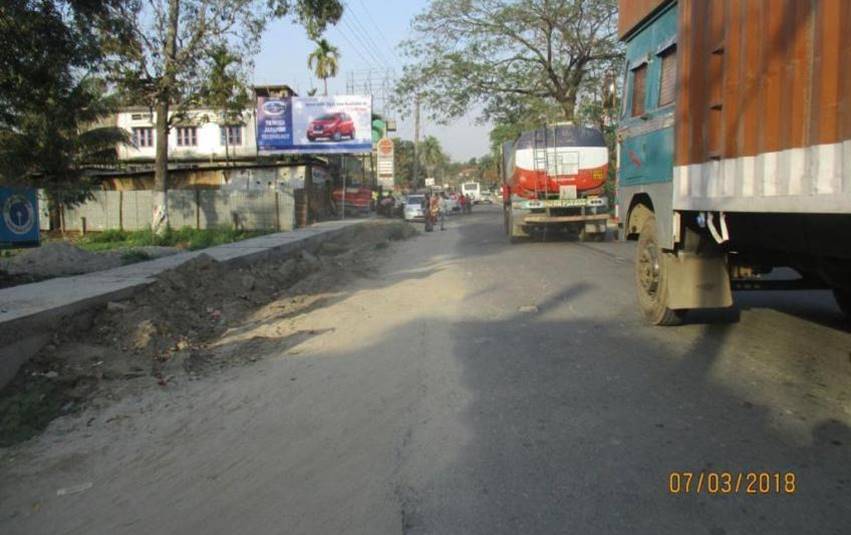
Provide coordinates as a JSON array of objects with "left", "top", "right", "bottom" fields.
[
  {"left": 332, "top": 186, "right": 372, "bottom": 214},
  {"left": 479, "top": 191, "right": 496, "bottom": 204},
  {"left": 307, "top": 113, "right": 356, "bottom": 142},
  {"left": 404, "top": 194, "right": 426, "bottom": 221}
]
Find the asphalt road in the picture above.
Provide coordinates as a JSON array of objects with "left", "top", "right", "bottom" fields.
[{"left": 2, "top": 206, "right": 850, "bottom": 534}]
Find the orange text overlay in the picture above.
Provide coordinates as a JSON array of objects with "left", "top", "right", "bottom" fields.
[{"left": 668, "top": 472, "right": 797, "bottom": 495}]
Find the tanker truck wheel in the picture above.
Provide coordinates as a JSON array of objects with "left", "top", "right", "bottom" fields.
[
  {"left": 635, "top": 216, "right": 684, "bottom": 326},
  {"left": 834, "top": 288, "right": 851, "bottom": 322},
  {"left": 506, "top": 208, "right": 527, "bottom": 244}
]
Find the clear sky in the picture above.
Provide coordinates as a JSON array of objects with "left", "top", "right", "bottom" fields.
[{"left": 251, "top": 0, "right": 492, "bottom": 162}]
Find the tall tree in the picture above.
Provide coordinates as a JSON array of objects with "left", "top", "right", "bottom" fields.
[
  {"left": 418, "top": 136, "right": 447, "bottom": 181},
  {"left": 307, "top": 38, "right": 340, "bottom": 96},
  {"left": 0, "top": 1, "right": 130, "bottom": 217},
  {"left": 113, "top": 0, "right": 343, "bottom": 232},
  {"left": 391, "top": 138, "right": 423, "bottom": 188},
  {"left": 202, "top": 45, "right": 250, "bottom": 166},
  {"left": 395, "top": 0, "right": 621, "bottom": 124}
]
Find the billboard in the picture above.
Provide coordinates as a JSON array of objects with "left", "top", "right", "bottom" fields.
[{"left": 257, "top": 95, "right": 373, "bottom": 154}]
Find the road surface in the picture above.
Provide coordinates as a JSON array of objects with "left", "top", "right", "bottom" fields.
[{"left": 2, "top": 206, "right": 850, "bottom": 534}]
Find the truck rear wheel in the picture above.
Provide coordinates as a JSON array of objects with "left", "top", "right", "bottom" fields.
[
  {"left": 635, "top": 216, "right": 684, "bottom": 326},
  {"left": 834, "top": 288, "right": 851, "bottom": 321},
  {"left": 506, "top": 208, "right": 527, "bottom": 244}
]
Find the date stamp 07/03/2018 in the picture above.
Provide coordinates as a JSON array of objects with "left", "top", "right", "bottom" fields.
[{"left": 668, "top": 472, "right": 797, "bottom": 495}]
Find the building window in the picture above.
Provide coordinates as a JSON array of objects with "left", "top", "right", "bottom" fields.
[
  {"left": 220, "top": 125, "right": 243, "bottom": 146},
  {"left": 132, "top": 127, "right": 153, "bottom": 148},
  {"left": 176, "top": 126, "right": 197, "bottom": 147},
  {"left": 658, "top": 45, "right": 677, "bottom": 107},
  {"left": 631, "top": 63, "right": 647, "bottom": 117}
]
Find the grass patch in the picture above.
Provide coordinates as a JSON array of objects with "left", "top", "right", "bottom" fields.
[
  {"left": 120, "top": 249, "right": 152, "bottom": 264},
  {"left": 77, "top": 226, "right": 270, "bottom": 252}
]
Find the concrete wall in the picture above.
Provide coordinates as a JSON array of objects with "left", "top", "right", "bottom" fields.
[{"left": 56, "top": 190, "right": 295, "bottom": 232}]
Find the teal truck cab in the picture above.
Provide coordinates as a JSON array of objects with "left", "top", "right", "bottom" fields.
[{"left": 617, "top": 0, "right": 851, "bottom": 324}]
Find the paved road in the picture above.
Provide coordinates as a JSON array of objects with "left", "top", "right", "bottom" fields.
[{"left": 2, "top": 206, "right": 850, "bottom": 534}]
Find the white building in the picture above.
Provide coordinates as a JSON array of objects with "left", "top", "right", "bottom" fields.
[
  {"left": 116, "top": 106, "right": 258, "bottom": 163},
  {"left": 116, "top": 85, "right": 297, "bottom": 164}
]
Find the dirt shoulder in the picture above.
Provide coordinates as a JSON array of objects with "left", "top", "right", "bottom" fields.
[
  {"left": 0, "top": 243, "right": 181, "bottom": 288},
  {"left": 0, "top": 221, "right": 416, "bottom": 446}
]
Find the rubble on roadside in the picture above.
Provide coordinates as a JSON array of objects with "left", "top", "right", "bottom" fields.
[
  {"left": 0, "top": 221, "right": 417, "bottom": 446},
  {"left": 0, "top": 242, "right": 180, "bottom": 282}
]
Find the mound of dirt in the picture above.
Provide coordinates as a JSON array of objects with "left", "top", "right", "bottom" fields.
[
  {"left": 1, "top": 242, "right": 114, "bottom": 277},
  {"left": 0, "top": 242, "right": 180, "bottom": 279},
  {"left": 0, "top": 221, "right": 417, "bottom": 446}
]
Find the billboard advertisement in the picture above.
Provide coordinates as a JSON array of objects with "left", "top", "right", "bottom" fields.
[{"left": 257, "top": 95, "right": 373, "bottom": 154}]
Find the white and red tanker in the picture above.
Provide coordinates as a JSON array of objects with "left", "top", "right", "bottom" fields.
[{"left": 502, "top": 124, "right": 610, "bottom": 242}]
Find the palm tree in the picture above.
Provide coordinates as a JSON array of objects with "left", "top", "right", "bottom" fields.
[
  {"left": 419, "top": 136, "right": 447, "bottom": 181},
  {"left": 204, "top": 45, "right": 249, "bottom": 166},
  {"left": 307, "top": 39, "right": 340, "bottom": 96}
]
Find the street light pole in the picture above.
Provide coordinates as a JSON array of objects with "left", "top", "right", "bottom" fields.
[{"left": 413, "top": 94, "right": 420, "bottom": 188}]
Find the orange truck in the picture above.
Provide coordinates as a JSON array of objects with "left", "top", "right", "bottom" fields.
[{"left": 617, "top": 0, "right": 851, "bottom": 324}]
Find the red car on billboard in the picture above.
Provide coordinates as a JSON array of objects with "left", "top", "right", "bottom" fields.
[{"left": 307, "top": 112, "right": 356, "bottom": 142}]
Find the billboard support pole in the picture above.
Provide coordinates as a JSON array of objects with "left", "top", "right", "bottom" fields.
[
  {"left": 341, "top": 159, "right": 346, "bottom": 220},
  {"left": 413, "top": 94, "right": 420, "bottom": 188},
  {"left": 304, "top": 163, "right": 313, "bottom": 226}
]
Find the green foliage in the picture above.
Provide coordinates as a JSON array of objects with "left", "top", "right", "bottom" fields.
[
  {"left": 113, "top": 0, "right": 343, "bottom": 116},
  {"left": 120, "top": 249, "right": 153, "bottom": 264},
  {"left": 307, "top": 38, "right": 340, "bottom": 95},
  {"left": 203, "top": 46, "right": 251, "bottom": 120},
  {"left": 394, "top": 0, "right": 622, "bottom": 124},
  {"left": 418, "top": 136, "right": 448, "bottom": 180},
  {"left": 77, "top": 226, "right": 270, "bottom": 252},
  {"left": 0, "top": 1, "right": 130, "bottom": 204},
  {"left": 391, "top": 138, "right": 425, "bottom": 188},
  {"left": 270, "top": 0, "right": 344, "bottom": 40}
]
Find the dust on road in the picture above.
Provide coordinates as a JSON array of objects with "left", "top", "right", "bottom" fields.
[
  {"left": 0, "top": 221, "right": 416, "bottom": 446},
  {"left": 1, "top": 208, "right": 850, "bottom": 535}
]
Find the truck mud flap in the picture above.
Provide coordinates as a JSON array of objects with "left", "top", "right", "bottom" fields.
[{"left": 664, "top": 251, "right": 733, "bottom": 309}]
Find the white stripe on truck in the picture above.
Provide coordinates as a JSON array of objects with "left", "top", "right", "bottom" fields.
[{"left": 673, "top": 140, "right": 851, "bottom": 214}]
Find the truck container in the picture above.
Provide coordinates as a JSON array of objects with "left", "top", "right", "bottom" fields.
[
  {"left": 617, "top": 0, "right": 851, "bottom": 324},
  {"left": 502, "top": 124, "right": 610, "bottom": 242}
]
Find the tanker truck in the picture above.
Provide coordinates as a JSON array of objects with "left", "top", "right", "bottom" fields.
[
  {"left": 617, "top": 0, "right": 851, "bottom": 324},
  {"left": 502, "top": 124, "right": 610, "bottom": 242}
]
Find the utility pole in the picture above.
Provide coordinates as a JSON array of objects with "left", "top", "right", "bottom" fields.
[{"left": 412, "top": 94, "right": 420, "bottom": 188}]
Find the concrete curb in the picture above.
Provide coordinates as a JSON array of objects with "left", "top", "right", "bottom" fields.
[{"left": 0, "top": 219, "right": 367, "bottom": 389}]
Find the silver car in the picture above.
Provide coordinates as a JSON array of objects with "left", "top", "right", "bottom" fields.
[{"left": 403, "top": 195, "right": 425, "bottom": 221}]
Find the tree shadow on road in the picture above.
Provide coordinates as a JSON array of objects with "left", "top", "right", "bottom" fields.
[{"left": 399, "top": 309, "right": 851, "bottom": 534}]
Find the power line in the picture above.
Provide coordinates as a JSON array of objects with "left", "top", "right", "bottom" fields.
[
  {"left": 339, "top": 16, "right": 388, "bottom": 70},
  {"left": 355, "top": 0, "right": 399, "bottom": 61},
  {"left": 342, "top": 1, "right": 395, "bottom": 69},
  {"left": 328, "top": 25, "right": 377, "bottom": 72}
]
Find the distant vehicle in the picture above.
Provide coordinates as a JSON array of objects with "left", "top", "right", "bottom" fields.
[
  {"left": 445, "top": 193, "right": 460, "bottom": 213},
  {"left": 618, "top": 0, "right": 851, "bottom": 325},
  {"left": 462, "top": 182, "right": 481, "bottom": 203},
  {"left": 404, "top": 194, "right": 425, "bottom": 221},
  {"left": 332, "top": 186, "right": 371, "bottom": 214},
  {"left": 502, "top": 124, "right": 609, "bottom": 243},
  {"left": 479, "top": 191, "right": 496, "bottom": 204},
  {"left": 307, "top": 112, "right": 355, "bottom": 142}
]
